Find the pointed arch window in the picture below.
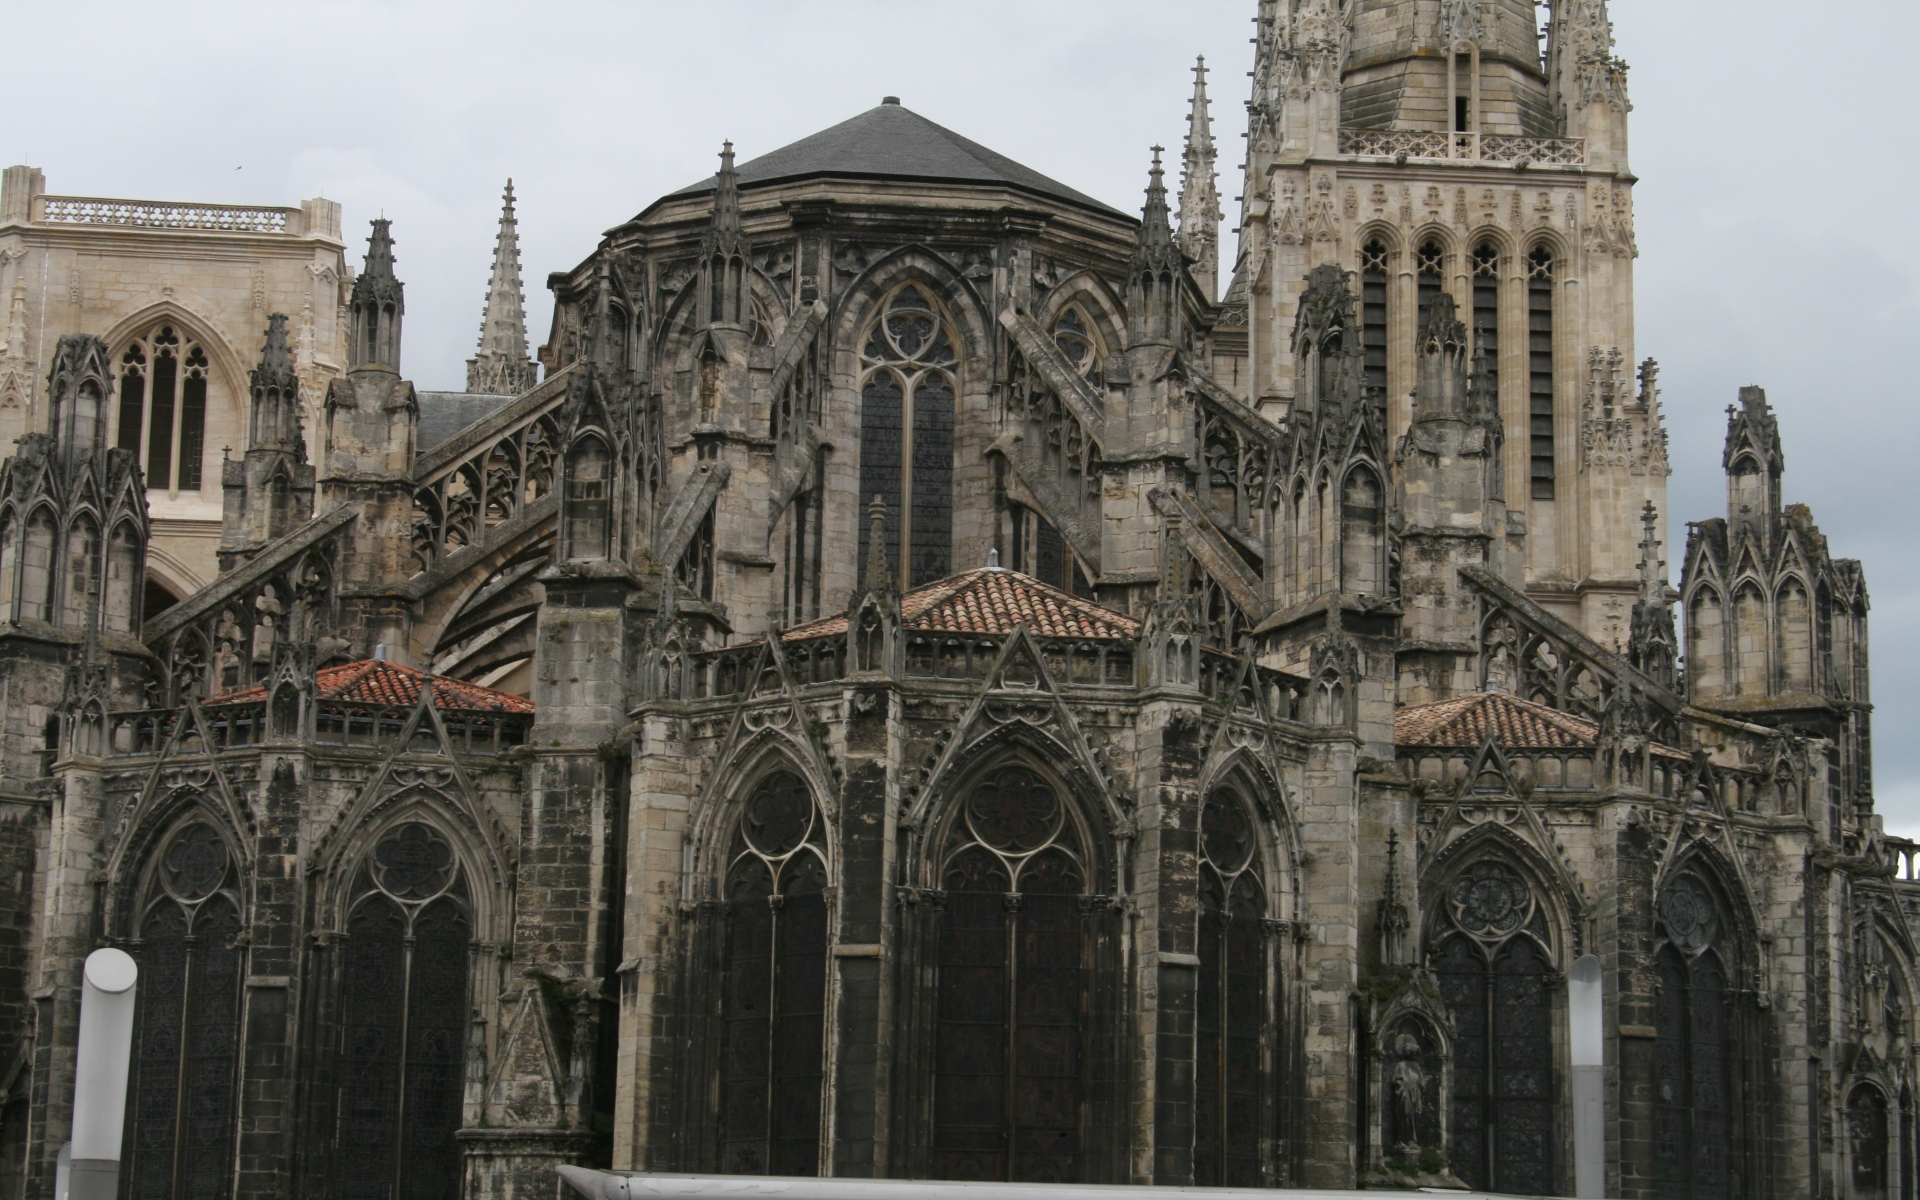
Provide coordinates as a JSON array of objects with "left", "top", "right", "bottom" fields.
[
  {"left": 1526, "top": 248, "right": 1556, "bottom": 500},
  {"left": 1432, "top": 860, "right": 1553, "bottom": 1195},
  {"left": 332, "top": 823, "right": 472, "bottom": 1200},
  {"left": 62, "top": 515, "right": 99, "bottom": 628},
  {"left": 1194, "top": 787, "right": 1268, "bottom": 1186},
  {"left": 1415, "top": 241, "right": 1445, "bottom": 360},
  {"left": 1852, "top": 1086, "right": 1891, "bottom": 1200},
  {"left": 564, "top": 435, "right": 612, "bottom": 562},
  {"left": 1470, "top": 244, "right": 1500, "bottom": 396},
  {"left": 1360, "top": 240, "right": 1389, "bottom": 398},
  {"left": 934, "top": 765, "right": 1091, "bottom": 1183},
  {"left": 719, "top": 773, "right": 830, "bottom": 1175},
  {"left": 125, "top": 822, "right": 245, "bottom": 1200},
  {"left": 106, "top": 522, "right": 141, "bottom": 633},
  {"left": 20, "top": 509, "right": 54, "bottom": 623},
  {"left": 857, "top": 285, "right": 957, "bottom": 588},
  {"left": 1341, "top": 467, "right": 1384, "bottom": 596},
  {"left": 1653, "top": 873, "right": 1739, "bottom": 1200},
  {"left": 117, "top": 327, "right": 209, "bottom": 493}
]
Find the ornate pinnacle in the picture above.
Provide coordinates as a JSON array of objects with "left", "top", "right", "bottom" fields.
[
  {"left": 864, "top": 495, "right": 891, "bottom": 592},
  {"left": 1637, "top": 501, "right": 1665, "bottom": 603}
]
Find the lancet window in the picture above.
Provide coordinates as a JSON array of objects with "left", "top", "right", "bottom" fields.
[
  {"left": 1653, "top": 873, "right": 1738, "bottom": 1200},
  {"left": 117, "top": 327, "right": 210, "bottom": 492},
  {"left": 934, "top": 765, "right": 1091, "bottom": 1183},
  {"left": 1360, "top": 240, "right": 1389, "bottom": 398},
  {"left": 718, "top": 772, "right": 830, "bottom": 1176},
  {"left": 1415, "top": 241, "right": 1445, "bottom": 362},
  {"left": 564, "top": 435, "right": 612, "bottom": 561},
  {"left": 125, "top": 822, "right": 245, "bottom": 1200},
  {"left": 332, "top": 823, "right": 472, "bottom": 1200},
  {"left": 1432, "top": 860, "right": 1553, "bottom": 1196},
  {"left": 1470, "top": 244, "right": 1499, "bottom": 395},
  {"left": 858, "top": 285, "right": 957, "bottom": 588},
  {"left": 1852, "top": 1086, "right": 1890, "bottom": 1200},
  {"left": 1194, "top": 787, "right": 1268, "bottom": 1186},
  {"left": 1526, "top": 248, "right": 1556, "bottom": 500}
]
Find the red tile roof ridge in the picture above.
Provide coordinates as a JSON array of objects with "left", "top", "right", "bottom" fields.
[
  {"left": 212, "top": 659, "right": 535, "bottom": 715},
  {"left": 777, "top": 567, "right": 1139, "bottom": 643},
  {"left": 1395, "top": 690, "right": 1687, "bottom": 759}
]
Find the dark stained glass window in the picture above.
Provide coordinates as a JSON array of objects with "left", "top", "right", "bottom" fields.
[
  {"left": 1194, "top": 788, "right": 1266, "bottom": 1187},
  {"left": 719, "top": 772, "right": 829, "bottom": 1176},
  {"left": 333, "top": 823, "right": 472, "bottom": 1200},
  {"left": 126, "top": 823, "right": 245, "bottom": 1200},
  {"left": 857, "top": 285, "right": 957, "bottom": 588},
  {"left": 933, "top": 766, "right": 1090, "bottom": 1183},
  {"left": 1654, "top": 874, "right": 1735, "bottom": 1200},
  {"left": 1432, "top": 860, "right": 1553, "bottom": 1196},
  {"left": 1853, "top": 1087, "right": 1890, "bottom": 1200}
]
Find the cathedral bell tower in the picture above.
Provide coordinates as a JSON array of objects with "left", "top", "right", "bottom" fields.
[{"left": 1229, "top": 0, "right": 1653, "bottom": 644}]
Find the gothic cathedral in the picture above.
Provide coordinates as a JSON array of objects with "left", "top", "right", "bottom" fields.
[{"left": 0, "top": 2, "right": 1899, "bottom": 1199}]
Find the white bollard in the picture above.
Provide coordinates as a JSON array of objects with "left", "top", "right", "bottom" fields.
[
  {"left": 69, "top": 948, "right": 137, "bottom": 1200},
  {"left": 1569, "top": 953, "right": 1605, "bottom": 1199}
]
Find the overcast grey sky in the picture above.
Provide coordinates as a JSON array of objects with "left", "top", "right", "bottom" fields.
[{"left": 11, "top": 1, "right": 1918, "bottom": 830}]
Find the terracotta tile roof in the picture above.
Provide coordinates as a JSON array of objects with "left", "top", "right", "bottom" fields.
[
  {"left": 781, "top": 568, "right": 1140, "bottom": 642},
  {"left": 1396, "top": 691, "right": 1687, "bottom": 758},
  {"left": 217, "top": 660, "right": 535, "bottom": 715}
]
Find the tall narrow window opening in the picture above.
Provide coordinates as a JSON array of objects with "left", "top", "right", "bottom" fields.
[
  {"left": 1433, "top": 861, "right": 1554, "bottom": 1195},
  {"left": 1471, "top": 244, "right": 1500, "bottom": 396},
  {"left": 125, "top": 822, "right": 244, "bottom": 1200},
  {"left": 857, "top": 285, "right": 957, "bottom": 588},
  {"left": 20, "top": 510, "right": 54, "bottom": 623},
  {"left": 1527, "top": 248, "right": 1556, "bottom": 500},
  {"left": 333, "top": 823, "right": 472, "bottom": 1200},
  {"left": 1653, "top": 874, "right": 1737, "bottom": 1200},
  {"left": 118, "top": 326, "right": 213, "bottom": 493},
  {"left": 1415, "top": 241, "right": 1445, "bottom": 352},
  {"left": 1360, "top": 241, "right": 1389, "bottom": 399},
  {"left": 62, "top": 516, "right": 98, "bottom": 628},
  {"left": 719, "top": 772, "right": 830, "bottom": 1176},
  {"left": 564, "top": 436, "right": 612, "bottom": 561},
  {"left": 934, "top": 765, "right": 1090, "bottom": 1183},
  {"left": 1194, "top": 788, "right": 1266, "bottom": 1186},
  {"left": 1852, "top": 1087, "right": 1891, "bottom": 1200}
]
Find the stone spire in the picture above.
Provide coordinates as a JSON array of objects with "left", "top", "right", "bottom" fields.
[
  {"left": 249, "top": 313, "right": 302, "bottom": 453},
  {"left": 1126, "top": 147, "right": 1183, "bottom": 347},
  {"left": 1627, "top": 500, "right": 1677, "bottom": 689},
  {"left": 1723, "top": 384, "right": 1783, "bottom": 551},
  {"left": 1176, "top": 56, "right": 1221, "bottom": 303},
  {"left": 1412, "top": 291, "right": 1471, "bottom": 419},
  {"left": 701, "top": 142, "right": 749, "bottom": 328},
  {"left": 348, "top": 219, "right": 404, "bottom": 372},
  {"left": 466, "top": 180, "right": 538, "bottom": 396}
]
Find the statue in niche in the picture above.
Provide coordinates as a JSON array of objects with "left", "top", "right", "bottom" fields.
[
  {"left": 252, "top": 585, "right": 281, "bottom": 664},
  {"left": 1389, "top": 1031, "right": 1430, "bottom": 1153},
  {"left": 213, "top": 611, "right": 244, "bottom": 694}
]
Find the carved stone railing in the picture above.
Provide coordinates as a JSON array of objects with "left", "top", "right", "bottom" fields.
[
  {"left": 410, "top": 367, "right": 574, "bottom": 574},
  {"left": 108, "top": 699, "right": 530, "bottom": 756},
  {"left": 1338, "top": 129, "right": 1585, "bottom": 167},
  {"left": 35, "top": 196, "right": 298, "bottom": 233}
]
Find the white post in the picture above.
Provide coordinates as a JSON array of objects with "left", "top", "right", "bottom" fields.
[
  {"left": 69, "top": 948, "right": 137, "bottom": 1200},
  {"left": 1570, "top": 953, "right": 1605, "bottom": 1198}
]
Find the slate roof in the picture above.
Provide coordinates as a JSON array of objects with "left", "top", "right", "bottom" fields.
[
  {"left": 218, "top": 660, "right": 535, "bottom": 715},
  {"left": 1395, "top": 691, "right": 1688, "bottom": 759},
  {"left": 416, "top": 391, "right": 518, "bottom": 456},
  {"left": 781, "top": 568, "right": 1140, "bottom": 642},
  {"left": 667, "top": 101, "right": 1125, "bottom": 218}
]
